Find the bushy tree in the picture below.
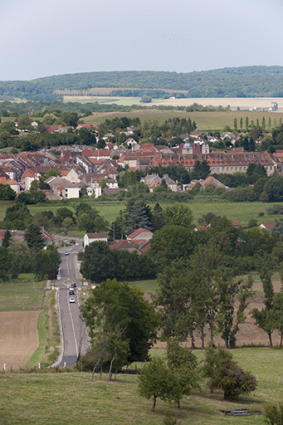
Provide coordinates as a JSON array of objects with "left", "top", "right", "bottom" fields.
[
  {"left": 202, "top": 343, "right": 233, "bottom": 393},
  {"left": 263, "top": 402, "right": 283, "bottom": 425},
  {"left": 138, "top": 358, "right": 180, "bottom": 411},
  {"left": 164, "top": 203, "right": 193, "bottom": 228},
  {"left": 211, "top": 360, "right": 257, "bottom": 401},
  {"left": 81, "top": 279, "right": 160, "bottom": 362}
]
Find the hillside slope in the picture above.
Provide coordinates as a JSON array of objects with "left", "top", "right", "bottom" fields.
[{"left": 1, "top": 66, "right": 283, "bottom": 101}]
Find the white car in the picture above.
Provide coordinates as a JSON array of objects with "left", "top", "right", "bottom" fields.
[
  {"left": 69, "top": 297, "right": 75, "bottom": 303},
  {"left": 65, "top": 251, "right": 70, "bottom": 256}
]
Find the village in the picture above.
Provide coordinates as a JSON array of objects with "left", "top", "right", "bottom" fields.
[{"left": 0, "top": 121, "right": 281, "bottom": 200}]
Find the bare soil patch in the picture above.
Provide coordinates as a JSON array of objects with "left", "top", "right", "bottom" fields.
[
  {"left": 0, "top": 311, "right": 39, "bottom": 368},
  {"left": 144, "top": 281, "right": 283, "bottom": 349}
]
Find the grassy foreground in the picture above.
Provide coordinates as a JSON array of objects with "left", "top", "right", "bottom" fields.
[{"left": 1, "top": 348, "right": 283, "bottom": 424}]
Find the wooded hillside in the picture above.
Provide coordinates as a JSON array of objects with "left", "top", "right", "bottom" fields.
[{"left": 1, "top": 66, "right": 283, "bottom": 101}]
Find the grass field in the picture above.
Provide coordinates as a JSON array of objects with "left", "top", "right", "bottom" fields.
[
  {"left": 0, "top": 278, "right": 45, "bottom": 312},
  {"left": 129, "top": 279, "right": 158, "bottom": 293},
  {"left": 0, "top": 199, "right": 282, "bottom": 229},
  {"left": 1, "top": 347, "right": 283, "bottom": 424},
  {"left": 80, "top": 108, "right": 283, "bottom": 131}
]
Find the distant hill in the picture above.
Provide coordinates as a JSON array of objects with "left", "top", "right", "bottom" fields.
[{"left": 1, "top": 66, "right": 283, "bottom": 101}]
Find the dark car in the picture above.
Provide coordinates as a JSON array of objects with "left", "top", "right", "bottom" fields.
[
  {"left": 69, "top": 290, "right": 75, "bottom": 296},
  {"left": 70, "top": 283, "right": 76, "bottom": 288}
]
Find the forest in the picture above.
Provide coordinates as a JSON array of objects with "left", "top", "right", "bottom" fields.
[{"left": 2, "top": 66, "right": 283, "bottom": 101}]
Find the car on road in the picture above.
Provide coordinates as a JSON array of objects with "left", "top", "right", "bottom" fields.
[
  {"left": 69, "top": 290, "right": 75, "bottom": 296},
  {"left": 69, "top": 297, "right": 75, "bottom": 303},
  {"left": 65, "top": 251, "right": 70, "bottom": 255},
  {"left": 70, "top": 283, "right": 76, "bottom": 288}
]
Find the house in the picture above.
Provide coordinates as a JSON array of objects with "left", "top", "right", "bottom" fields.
[
  {"left": 162, "top": 174, "right": 179, "bottom": 192},
  {"left": 259, "top": 222, "right": 275, "bottom": 231},
  {"left": 0, "top": 177, "right": 21, "bottom": 193},
  {"left": 21, "top": 169, "right": 38, "bottom": 190},
  {"left": 141, "top": 174, "right": 162, "bottom": 191},
  {"left": 84, "top": 232, "right": 108, "bottom": 247},
  {"left": 126, "top": 228, "right": 153, "bottom": 242},
  {"left": 108, "top": 240, "right": 139, "bottom": 253},
  {"left": 46, "top": 177, "right": 80, "bottom": 199}
]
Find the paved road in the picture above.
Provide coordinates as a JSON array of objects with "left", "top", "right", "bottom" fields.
[{"left": 53, "top": 241, "right": 90, "bottom": 366}]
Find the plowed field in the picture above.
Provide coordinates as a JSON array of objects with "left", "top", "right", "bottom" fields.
[{"left": 0, "top": 311, "right": 39, "bottom": 368}]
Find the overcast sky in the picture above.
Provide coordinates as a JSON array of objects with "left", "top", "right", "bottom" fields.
[{"left": 1, "top": 0, "right": 283, "bottom": 81}]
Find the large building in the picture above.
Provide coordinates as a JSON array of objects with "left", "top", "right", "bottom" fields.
[{"left": 151, "top": 148, "right": 276, "bottom": 176}]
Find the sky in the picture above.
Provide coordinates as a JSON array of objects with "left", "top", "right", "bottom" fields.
[{"left": 1, "top": 0, "right": 283, "bottom": 81}]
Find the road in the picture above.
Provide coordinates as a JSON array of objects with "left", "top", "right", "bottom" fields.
[{"left": 53, "top": 240, "right": 90, "bottom": 366}]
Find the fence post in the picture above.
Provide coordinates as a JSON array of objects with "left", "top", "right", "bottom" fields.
[
  {"left": 49, "top": 366, "right": 51, "bottom": 373},
  {"left": 11, "top": 366, "right": 12, "bottom": 374},
  {"left": 20, "top": 366, "right": 21, "bottom": 374},
  {"left": 26, "top": 366, "right": 28, "bottom": 373}
]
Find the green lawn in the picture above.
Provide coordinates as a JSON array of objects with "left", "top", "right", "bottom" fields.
[
  {"left": 129, "top": 279, "right": 158, "bottom": 293},
  {"left": 0, "top": 279, "right": 45, "bottom": 311},
  {"left": 1, "top": 347, "right": 283, "bottom": 424}
]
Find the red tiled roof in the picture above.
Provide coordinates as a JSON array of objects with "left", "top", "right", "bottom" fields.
[{"left": 127, "top": 228, "right": 152, "bottom": 239}]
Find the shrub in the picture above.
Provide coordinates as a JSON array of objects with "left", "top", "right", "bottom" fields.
[
  {"left": 211, "top": 360, "right": 257, "bottom": 401},
  {"left": 263, "top": 402, "right": 283, "bottom": 425}
]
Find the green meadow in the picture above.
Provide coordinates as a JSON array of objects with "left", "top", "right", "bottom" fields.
[
  {"left": 1, "top": 347, "right": 283, "bottom": 425},
  {"left": 0, "top": 199, "right": 281, "bottom": 229}
]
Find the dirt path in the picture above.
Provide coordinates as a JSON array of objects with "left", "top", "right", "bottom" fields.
[{"left": 0, "top": 311, "right": 39, "bottom": 368}]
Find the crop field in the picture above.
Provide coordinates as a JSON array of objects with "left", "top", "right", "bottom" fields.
[
  {"left": 0, "top": 277, "right": 58, "bottom": 369},
  {"left": 81, "top": 108, "right": 283, "bottom": 131},
  {"left": 1, "top": 347, "right": 283, "bottom": 425},
  {"left": 64, "top": 95, "right": 283, "bottom": 110}
]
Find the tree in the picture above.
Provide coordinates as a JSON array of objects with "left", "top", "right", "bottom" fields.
[
  {"left": 62, "top": 217, "right": 73, "bottom": 236},
  {"left": 164, "top": 203, "right": 194, "bottom": 228},
  {"left": 150, "top": 225, "right": 196, "bottom": 269},
  {"left": 252, "top": 267, "right": 274, "bottom": 348},
  {"left": 155, "top": 261, "right": 193, "bottom": 341},
  {"left": 81, "top": 328, "right": 130, "bottom": 381},
  {"left": 138, "top": 358, "right": 180, "bottom": 411},
  {"left": 0, "top": 246, "right": 10, "bottom": 281},
  {"left": 2, "top": 230, "right": 11, "bottom": 249},
  {"left": 0, "top": 184, "right": 16, "bottom": 200},
  {"left": 191, "top": 160, "right": 210, "bottom": 179},
  {"left": 214, "top": 270, "right": 253, "bottom": 348},
  {"left": 125, "top": 201, "right": 152, "bottom": 235},
  {"left": 81, "top": 279, "right": 160, "bottom": 362},
  {"left": 211, "top": 360, "right": 257, "bottom": 401},
  {"left": 267, "top": 292, "right": 283, "bottom": 348},
  {"left": 202, "top": 343, "right": 233, "bottom": 393},
  {"left": 24, "top": 224, "right": 46, "bottom": 251},
  {"left": 55, "top": 207, "right": 76, "bottom": 227},
  {"left": 99, "top": 178, "right": 108, "bottom": 188},
  {"left": 167, "top": 338, "right": 200, "bottom": 407},
  {"left": 78, "top": 208, "right": 108, "bottom": 233},
  {"left": 152, "top": 203, "right": 165, "bottom": 232}
]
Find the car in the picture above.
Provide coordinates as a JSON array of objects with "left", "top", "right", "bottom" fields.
[
  {"left": 65, "top": 251, "right": 70, "bottom": 256},
  {"left": 70, "top": 283, "right": 76, "bottom": 288},
  {"left": 69, "top": 297, "right": 75, "bottom": 303},
  {"left": 69, "top": 290, "right": 75, "bottom": 296}
]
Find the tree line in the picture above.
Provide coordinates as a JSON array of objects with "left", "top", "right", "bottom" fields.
[{"left": 0, "top": 225, "right": 60, "bottom": 281}]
